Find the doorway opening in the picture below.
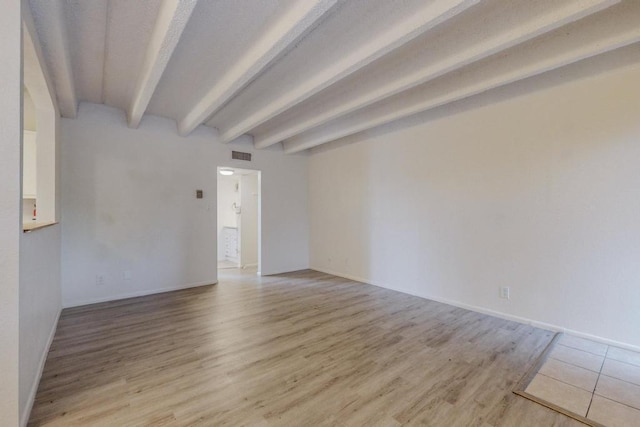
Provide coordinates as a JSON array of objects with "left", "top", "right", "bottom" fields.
[{"left": 217, "top": 167, "right": 261, "bottom": 275}]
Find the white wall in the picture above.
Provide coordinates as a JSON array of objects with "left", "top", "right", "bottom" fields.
[
  {"left": 34, "top": 104, "right": 58, "bottom": 223},
  {"left": 217, "top": 174, "right": 239, "bottom": 261},
  {"left": 19, "top": 124, "right": 61, "bottom": 425},
  {"left": 309, "top": 63, "right": 640, "bottom": 348},
  {"left": 19, "top": 6, "right": 64, "bottom": 424},
  {"left": 0, "top": 1, "right": 22, "bottom": 424},
  {"left": 61, "top": 103, "right": 309, "bottom": 307},
  {"left": 240, "top": 173, "right": 259, "bottom": 267},
  {"left": 19, "top": 225, "right": 61, "bottom": 425},
  {"left": 23, "top": 88, "right": 37, "bottom": 132},
  {"left": 23, "top": 2, "right": 59, "bottom": 226},
  {"left": 22, "top": 131, "right": 37, "bottom": 200}
]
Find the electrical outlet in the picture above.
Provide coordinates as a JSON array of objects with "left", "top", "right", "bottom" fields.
[
  {"left": 96, "top": 275, "right": 105, "bottom": 287},
  {"left": 500, "top": 286, "right": 510, "bottom": 300},
  {"left": 123, "top": 271, "right": 132, "bottom": 281}
]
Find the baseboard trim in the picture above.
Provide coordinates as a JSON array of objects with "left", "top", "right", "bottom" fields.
[
  {"left": 62, "top": 280, "right": 217, "bottom": 309},
  {"left": 21, "top": 308, "right": 61, "bottom": 427},
  {"left": 310, "top": 267, "right": 371, "bottom": 284},
  {"left": 259, "top": 267, "right": 310, "bottom": 276},
  {"left": 310, "top": 266, "right": 640, "bottom": 353}
]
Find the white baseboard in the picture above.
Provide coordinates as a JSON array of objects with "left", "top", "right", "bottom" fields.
[
  {"left": 310, "top": 267, "right": 370, "bottom": 284},
  {"left": 310, "top": 266, "right": 640, "bottom": 353},
  {"left": 559, "top": 328, "right": 640, "bottom": 352},
  {"left": 62, "top": 280, "right": 217, "bottom": 308},
  {"left": 259, "top": 267, "right": 310, "bottom": 276},
  {"left": 241, "top": 263, "right": 258, "bottom": 269},
  {"left": 21, "top": 308, "right": 61, "bottom": 427}
]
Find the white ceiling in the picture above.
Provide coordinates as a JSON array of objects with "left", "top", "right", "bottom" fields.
[{"left": 28, "top": 0, "right": 640, "bottom": 153}]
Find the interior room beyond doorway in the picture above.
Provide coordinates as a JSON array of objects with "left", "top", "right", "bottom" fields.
[{"left": 217, "top": 167, "right": 260, "bottom": 274}]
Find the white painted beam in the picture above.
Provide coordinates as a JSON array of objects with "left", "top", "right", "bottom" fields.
[
  {"left": 177, "top": 0, "right": 339, "bottom": 136},
  {"left": 221, "top": 0, "right": 480, "bottom": 144},
  {"left": 284, "top": 26, "right": 640, "bottom": 153},
  {"left": 128, "top": 0, "right": 197, "bottom": 128},
  {"left": 29, "top": 0, "right": 77, "bottom": 118},
  {"left": 255, "top": 0, "right": 619, "bottom": 149}
]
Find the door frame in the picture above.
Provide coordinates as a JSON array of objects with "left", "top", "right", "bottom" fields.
[{"left": 216, "top": 166, "right": 262, "bottom": 275}]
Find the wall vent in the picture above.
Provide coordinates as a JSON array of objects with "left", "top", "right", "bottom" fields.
[{"left": 232, "top": 151, "right": 252, "bottom": 161}]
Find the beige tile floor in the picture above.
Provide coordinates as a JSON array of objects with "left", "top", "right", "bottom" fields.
[{"left": 525, "top": 334, "right": 640, "bottom": 426}]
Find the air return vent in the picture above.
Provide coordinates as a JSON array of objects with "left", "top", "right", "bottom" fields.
[{"left": 232, "top": 151, "right": 252, "bottom": 161}]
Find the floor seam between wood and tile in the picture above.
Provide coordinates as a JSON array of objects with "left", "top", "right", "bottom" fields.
[{"left": 519, "top": 333, "right": 640, "bottom": 426}]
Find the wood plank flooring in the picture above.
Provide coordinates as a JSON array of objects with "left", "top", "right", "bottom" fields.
[{"left": 29, "top": 269, "right": 583, "bottom": 426}]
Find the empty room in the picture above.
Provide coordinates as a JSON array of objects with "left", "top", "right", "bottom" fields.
[{"left": 2, "top": 0, "right": 640, "bottom": 426}]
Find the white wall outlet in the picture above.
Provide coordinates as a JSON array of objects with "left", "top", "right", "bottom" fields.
[
  {"left": 123, "top": 271, "right": 132, "bottom": 281},
  {"left": 500, "top": 286, "right": 510, "bottom": 300},
  {"left": 96, "top": 275, "right": 105, "bottom": 286}
]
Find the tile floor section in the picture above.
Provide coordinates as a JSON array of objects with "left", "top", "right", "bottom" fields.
[{"left": 525, "top": 334, "right": 640, "bottom": 426}]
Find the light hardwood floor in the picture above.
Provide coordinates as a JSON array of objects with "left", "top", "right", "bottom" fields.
[{"left": 29, "top": 269, "right": 583, "bottom": 426}]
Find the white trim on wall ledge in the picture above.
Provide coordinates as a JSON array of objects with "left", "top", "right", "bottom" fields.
[
  {"left": 62, "top": 281, "right": 217, "bottom": 309},
  {"left": 310, "top": 266, "right": 640, "bottom": 353}
]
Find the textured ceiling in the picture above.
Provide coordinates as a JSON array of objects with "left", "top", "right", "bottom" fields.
[{"left": 28, "top": 0, "right": 640, "bottom": 153}]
